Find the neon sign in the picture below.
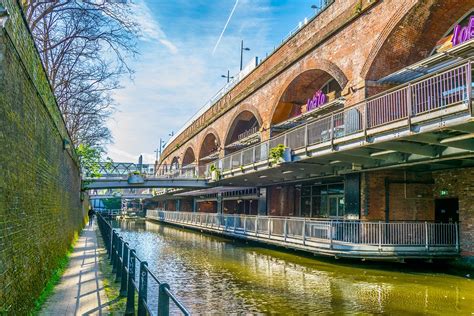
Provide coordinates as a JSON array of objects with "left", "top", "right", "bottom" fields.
[
  {"left": 306, "top": 90, "right": 327, "bottom": 111},
  {"left": 451, "top": 15, "right": 474, "bottom": 47}
]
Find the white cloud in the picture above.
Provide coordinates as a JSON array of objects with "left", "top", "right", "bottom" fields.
[
  {"left": 106, "top": 0, "right": 277, "bottom": 164},
  {"left": 131, "top": 0, "right": 178, "bottom": 53}
]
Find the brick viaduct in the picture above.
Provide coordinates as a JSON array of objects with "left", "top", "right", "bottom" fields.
[{"left": 159, "top": 0, "right": 472, "bottom": 168}]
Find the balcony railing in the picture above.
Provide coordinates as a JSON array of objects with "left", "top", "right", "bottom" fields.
[
  {"left": 207, "top": 61, "right": 472, "bottom": 176},
  {"left": 155, "top": 163, "right": 203, "bottom": 179},
  {"left": 147, "top": 211, "right": 459, "bottom": 258}
]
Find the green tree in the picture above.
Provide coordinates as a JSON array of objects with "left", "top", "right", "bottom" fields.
[{"left": 76, "top": 144, "right": 112, "bottom": 178}]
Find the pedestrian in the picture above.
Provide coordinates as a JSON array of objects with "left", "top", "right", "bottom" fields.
[{"left": 88, "top": 208, "right": 95, "bottom": 226}]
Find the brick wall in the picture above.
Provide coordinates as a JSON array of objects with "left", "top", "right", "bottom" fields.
[
  {"left": 0, "top": 1, "right": 85, "bottom": 313},
  {"left": 433, "top": 168, "right": 474, "bottom": 256},
  {"left": 362, "top": 171, "right": 434, "bottom": 221},
  {"left": 197, "top": 201, "right": 217, "bottom": 213}
]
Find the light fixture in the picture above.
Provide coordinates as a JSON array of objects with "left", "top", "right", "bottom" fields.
[
  {"left": 282, "top": 170, "right": 293, "bottom": 174},
  {"left": 259, "top": 175, "right": 267, "bottom": 178}
]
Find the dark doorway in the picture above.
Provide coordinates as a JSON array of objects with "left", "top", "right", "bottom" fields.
[{"left": 435, "top": 198, "right": 459, "bottom": 223}]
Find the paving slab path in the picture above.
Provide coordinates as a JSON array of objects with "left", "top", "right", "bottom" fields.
[{"left": 40, "top": 221, "right": 109, "bottom": 315}]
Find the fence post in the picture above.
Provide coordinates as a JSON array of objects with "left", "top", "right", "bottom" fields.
[
  {"left": 111, "top": 231, "right": 117, "bottom": 269},
  {"left": 407, "top": 84, "right": 412, "bottom": 130},
  {"left": 116, "top": 237, "right": 123, "bottom": 282},
  {"left": 110, "top": 229, "right": 115, "bottom": 262},
  {"left": 425, "top": 221, "right": 429, "bottom": 250},
  {"left": 268, "top": 218, "right": 271, "bottom": 239},
  {"left": 234, "top": 215, "right": 237, "bottom": 231},
  {"left": 158, "top": 283, "right": 171, "bottom": 316},
  {"left": 284, "top": 218, "right": 288, "bottom": 242},
  {"left": 467, "top": 62, "right": 473, "bottom": 116},
  {"left": 243, "top": 216, "right": 247, "bottom": 234},
  {"left": 255, "top": 217, "right": 258, "bottom": 236},
  {"left": 120, "top": 242, "right": 129, "bottom": 296},
  {"left": 138, "top": 261, "right": 148, "bottom": 316},
  {"left": 125, "top": 250, "right": 136, "bottom": 316},
  {"left": 378, "top": 221, "right": 382, "bottom": 251},
  {"left": 329, "top": 221, "right": 333, "bottom": 249},
  {"left": 455, "top": 223, "right": 460, "bottom": 252},
  {"left": 302, "top": 218, "right": 306, "bottom": 246}
]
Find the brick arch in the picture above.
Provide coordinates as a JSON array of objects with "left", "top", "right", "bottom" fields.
[
  {"left": 197, "top": 127, "right": 222, "bottom": 162},
  {"left": 269, "top": 59, "right": 349, "bottom": 126},
  {"left": 182, "top": 145, "right": 196, "bottom": 166},
  {"left": 361, "top": 0, "right": 473, "bottom": 83},
  {"left": 223, "top": 105, "right": 263, "bottom": 147}
]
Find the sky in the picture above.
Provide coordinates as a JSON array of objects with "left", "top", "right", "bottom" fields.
[{"left": 107, "top": 0, "right": 327, "bottom": 163}]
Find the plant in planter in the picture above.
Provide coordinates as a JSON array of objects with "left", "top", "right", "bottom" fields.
[
  {"left": 128, "top": 170, "right": 145, "bottom": 184},
  {"left": 209, "top": 164, "right": 221, "bottom": 181},
  {"left": 240, "top": 165, "right": 245, "bottom": 172},
  {"left": 269, "top": 144, "right": 291, "bottom": 165}
]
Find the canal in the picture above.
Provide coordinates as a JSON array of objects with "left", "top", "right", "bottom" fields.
[{"left": 113, "top": 219, "right": 473, "bottom": 315}]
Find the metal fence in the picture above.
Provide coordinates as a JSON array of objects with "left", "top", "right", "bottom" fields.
[
  {"left": 148, "top": 211, "right": 459, "bottom": 253},
  {"left": 97, "top": 213, "right": 190, "bottom": 316},
  {"left": 210, "top": 61, "right": 472, "bottom": 177}
]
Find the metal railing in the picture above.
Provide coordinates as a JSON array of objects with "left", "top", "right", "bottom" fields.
[
  {"left": 237, "top": 126, "right": 259, "bottom": 141},
  {"left": 96, "top": 213, "right": 190, "bottom": 316},
  {"left": 148, "top": 211, "right": 459, "bottom": 255},
  {"left": 209, "top": 61, "right": 473, "bottom": 176},
  {"left": 155, "top": 163, "right": 203, "bottom": 179}
]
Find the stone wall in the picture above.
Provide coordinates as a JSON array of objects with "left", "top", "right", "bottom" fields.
[{"left": 0, "top": 1, "right": 85, "bottom": 313}]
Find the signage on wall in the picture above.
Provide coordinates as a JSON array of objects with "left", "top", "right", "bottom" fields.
[
  {"left": 451, "top": 15, "right": 474, "bottom": 47},
  {"left": 306, "top": 90, "right": 327, "bottom": 112}
]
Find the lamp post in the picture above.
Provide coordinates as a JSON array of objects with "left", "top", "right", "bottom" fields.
[
  {"left": 240, "top": 40, "right": 250, "bottom": 71},
  {"left": 221, "top": 70, "right": 234, "bottom": 83}
]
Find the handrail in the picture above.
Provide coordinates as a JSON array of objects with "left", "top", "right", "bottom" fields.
[
  {"left": 96, "top": 213, "right": 191, "bottom": 316},
  {"left": 149, "top": 211, "right": 460, "bottom": 252},
  {"left": 208, "top": 60, "right": 473, "bottom": 177}
]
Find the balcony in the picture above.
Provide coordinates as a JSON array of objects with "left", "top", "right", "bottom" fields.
[
  {"left": 147, "top": 210, "right": 459, "bottom": 260},
  {"left": 208, "top": 60, "right": 474, "bottom": 182}
]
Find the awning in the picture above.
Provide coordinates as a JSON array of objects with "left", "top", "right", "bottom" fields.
[
  {"left": 378, "top": 39, "right": 474, "bottom": 84},
  {"left": 175, "top": 186, "right": 256, "bottom": 197}
]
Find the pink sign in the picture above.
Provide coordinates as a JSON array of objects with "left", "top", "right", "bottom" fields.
[
  {"left": 307, "top": 90, "right": 327, "bottom": 111},
  {"left": 451, "top": 16, "right": 474, "bottom": 47}
]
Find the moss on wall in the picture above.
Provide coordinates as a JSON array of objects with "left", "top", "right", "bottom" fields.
[{"left": 0, "top": 0, "right": 85, "bottom": 313}]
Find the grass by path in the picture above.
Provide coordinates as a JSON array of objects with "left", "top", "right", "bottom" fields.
[{"left": 31, "top": 231, "right": 79, "bottom": 314}]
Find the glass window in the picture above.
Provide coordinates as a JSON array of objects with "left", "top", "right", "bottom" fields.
[
  {"left": 301, "top": 197, "right": 311, "bottom": 217},
  {"left": 302, "top": 186, "right": 311, "bottom": 197}
]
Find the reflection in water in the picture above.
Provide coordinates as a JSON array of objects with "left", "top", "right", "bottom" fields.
[{"left": 114, "top": 220, "right": 474, "bottom": 315}]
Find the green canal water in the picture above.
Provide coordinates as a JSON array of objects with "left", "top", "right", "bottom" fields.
[{"left": 113, "top": 220, "right": 474, "bottom": 315}]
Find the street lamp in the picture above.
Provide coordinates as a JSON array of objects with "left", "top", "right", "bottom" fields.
[
  {"left": 221, "top": 70, "right": 234, "bottom": 83},
  {"left": 240, "top": 40, "right": 250, "bottom": 71}
]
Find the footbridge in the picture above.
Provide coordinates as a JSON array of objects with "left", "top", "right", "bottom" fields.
[{"left": 82, "top": 162, "right": 209, "bottom": 190}]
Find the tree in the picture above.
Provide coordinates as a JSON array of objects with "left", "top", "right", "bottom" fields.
[
  {"left": 76, "top": 144, "right": 112, "bottom": 178},
  {"left": 22, "top": 0, "right": 138, "bottom": 148}
]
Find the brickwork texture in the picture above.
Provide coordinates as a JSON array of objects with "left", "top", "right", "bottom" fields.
[{"left": 0, "top": 0, "right": 85, "bottom": 313}]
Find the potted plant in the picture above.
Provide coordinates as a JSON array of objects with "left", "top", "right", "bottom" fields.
[
  {"left": 210, "top": 164, "right": 220, "bottom": 181},
  {"left": 269, "top": 144, "right": 291, "bottom": 165},
  {"left": 128, "top": 170, "right": 145, "bottom": 184}
]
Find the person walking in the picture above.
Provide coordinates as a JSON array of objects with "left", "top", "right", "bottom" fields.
[{"left": 88, "top": 208, "right": 95, "bottom": 226}]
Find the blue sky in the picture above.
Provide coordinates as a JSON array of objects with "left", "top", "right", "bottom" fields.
[{"left": 107, "top": 0, "right": 326, "bottom": 163}]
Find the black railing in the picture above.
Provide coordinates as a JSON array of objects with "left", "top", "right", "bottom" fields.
[{"left": 96, "top": 213, "right": 190, "bottom": 316}]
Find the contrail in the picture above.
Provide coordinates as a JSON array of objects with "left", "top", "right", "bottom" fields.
[{"left": 212, "top": 0, "right": 239, "bottom": 55}]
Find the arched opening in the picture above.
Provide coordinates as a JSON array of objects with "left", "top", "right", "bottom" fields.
[
  {"left": 364, "top": 1, "right": 473, "bottom": 88},
  {"left": 170, "top": 156, "right": 179, "bottom": 170},
  {"left": 224, "top": 110, "right": 261, "bottom": 154},
  {"left": 271, "top": 70, "right": 343, "bottom": 134},
  {"left": 199, "top": 133, "right": 220, "bottom": 165},
  {"left": 182, "top": 147, "right": 196, "bottom": 166}
]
